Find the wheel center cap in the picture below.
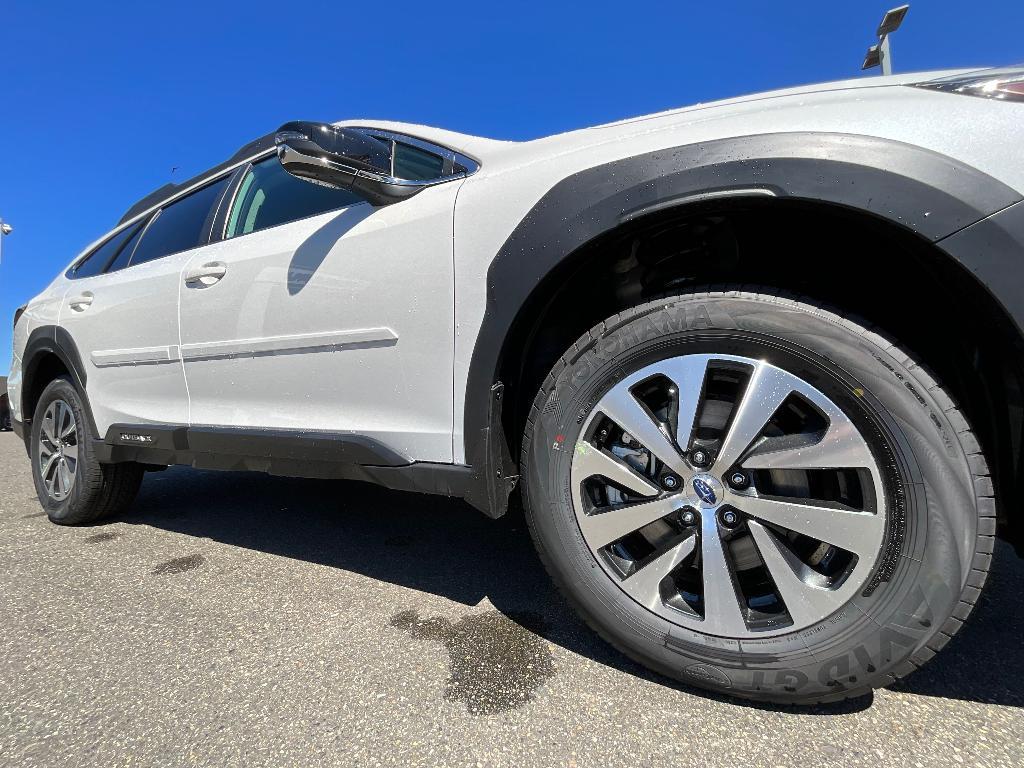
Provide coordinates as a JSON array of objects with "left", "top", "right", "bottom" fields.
[{"left": 689, "top": 474, "right": 724, "bottom": 508}]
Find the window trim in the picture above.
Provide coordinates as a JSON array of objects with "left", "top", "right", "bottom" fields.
[
  {"left": 66, "top": 217, "right": 150, "bottom": 279},
  {"left": 215, "top": 152, "right": 369, "bottom": 243},
  {"left": 123, "top": 173, "right": 233, "bottom": 270},
  {"left": 65, "top": 125, "right": 479, "bottom": 275}
]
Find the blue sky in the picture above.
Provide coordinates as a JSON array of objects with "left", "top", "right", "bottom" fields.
[{"left": 1, "top": 1, "right": 1021, "bottom": 373}]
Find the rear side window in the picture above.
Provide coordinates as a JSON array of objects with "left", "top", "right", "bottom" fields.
[
  {"left": 224, "top": 157, "right": 361, "bottom": 240},
  {"left": 129, "top": 176, "right": 229, "bottom": 266},
  {"left": 105, "top": 222, "right": 146, "bottom": 273},
  {"left": 71, "top": 222, "right": 143, "bottom": 278}
]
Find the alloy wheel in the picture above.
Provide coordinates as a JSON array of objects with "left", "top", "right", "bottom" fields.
[
  {"left": 38, "top": 399, "right": 79, "bottom": 502},
  {"left": 570, "top": 354, "right": 888, "bottom": 638}
]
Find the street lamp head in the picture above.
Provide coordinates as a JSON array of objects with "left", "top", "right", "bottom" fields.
[
  {"left": 862, "top": 44, "right": 882, "bottom": 71},
  {"left": 0, "top": 223, "right": 12, "bottom": 236},
  {"left": 877, "top": 4, "right": 910, "bottom": 37}
]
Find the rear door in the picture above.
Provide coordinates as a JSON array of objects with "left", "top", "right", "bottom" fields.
[
  {"left": 177, "top": 134, "right": 463, "bottom": 463},
  {"left": 60, "top": 175, "right": 231, "bottom": 435}
]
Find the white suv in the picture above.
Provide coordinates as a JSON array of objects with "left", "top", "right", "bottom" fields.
[{"left": 9, "top": 68, "right": 1024, "bottom": 704}]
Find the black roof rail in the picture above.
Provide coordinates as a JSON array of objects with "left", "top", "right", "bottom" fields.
[{"left": 117, "top": 131, "right": 276, "bottom": 225}]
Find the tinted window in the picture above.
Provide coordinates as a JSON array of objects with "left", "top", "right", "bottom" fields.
[
  {"left": 129, "top": 176, "right": 229, "bottom": 266},
  {"left": 393, "top": 141, "right": 445, "bottom": 180},
  {"left": 225, "top": 157, "right": 361, "bottom": 239},
  {"left": 71, "top": 222, "right": 142, "bottom": 278},
  {"left": 106, "top": 222, "right": 146, "bottom": 273}
]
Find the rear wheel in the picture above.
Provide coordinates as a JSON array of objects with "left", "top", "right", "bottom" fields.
[
  {"left": 522, "top": 288, "right": 993, "bottom": 704},
  {"left": 31, "top": 377, "right": 144, "bottom": 525}
]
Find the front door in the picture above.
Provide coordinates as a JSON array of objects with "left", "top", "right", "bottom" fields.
[{"left": 177, "top": 151, "right": 460, "bottom": 463}]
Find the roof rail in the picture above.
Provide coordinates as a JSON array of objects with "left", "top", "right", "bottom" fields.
[{"left": 117, "top": 131, "right": 276, "bottom": 225}]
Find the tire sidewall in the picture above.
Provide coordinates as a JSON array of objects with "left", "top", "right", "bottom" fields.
[
  {"left": 31, "top": 377, "right": 95, "bottom": 522},
  {"left": 524, "top": 292, "right": 978, "bottom": 702}
]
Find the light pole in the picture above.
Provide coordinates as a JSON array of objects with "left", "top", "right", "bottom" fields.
[
  {"left": 862, "top": 5, "right": 910, "bottom": 76},
  {"left": 0, "top": 219, "right": 11, "bottom": 265}
]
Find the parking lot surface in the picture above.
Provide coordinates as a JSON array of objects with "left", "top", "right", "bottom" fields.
[{"left": 1, "top": 431, "right": 1022, "bottom": 767}]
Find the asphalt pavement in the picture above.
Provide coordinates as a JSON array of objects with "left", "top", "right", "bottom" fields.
[{"left": 1, "top": 431, "right": 1022, "bottom": 767}]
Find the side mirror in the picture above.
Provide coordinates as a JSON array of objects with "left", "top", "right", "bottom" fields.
[{"left": 274, "top": 121, "right": 421, "bottom": 206}]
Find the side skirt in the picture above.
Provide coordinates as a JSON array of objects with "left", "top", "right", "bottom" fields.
[{"left": 98, "top": 424, "right": 475, "bottom": 503}]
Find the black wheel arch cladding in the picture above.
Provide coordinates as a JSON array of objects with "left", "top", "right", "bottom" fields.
[
  {"left": 462, "top": 132, "right": 1023, "bottom": 508},
  {"left": 20, "top": 325, "right": 98, "bottom": 452}
]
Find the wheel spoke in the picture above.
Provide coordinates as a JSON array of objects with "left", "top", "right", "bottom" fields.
[
  {"left": 742, "top": 415, "right": 874, "bottom": 471},
  {"left": 659, "top": 356, "right": 708, "bottom": 452},
  {"left": 40, "top": 452, "right": 60, "bottom": 484},
  {"left": 579, "top": 497, "right": 677, "bottom": 549},
  {"left": 597, "top": 385, "right": 690, "bottom": 477},
  {"left": 572, "top": 442, "right": 660, "bottom": 498},
  {"left": 41, "top": 406, "right": 58, "bottom": 448},
  {"left": 62, "top": 442, "right": 78, "bottom": 461},
  {"left": 54, "top": 461, "right": 65, "bottom": 497},
  {"left": 714, "top": 362, "right": 793, "bottom": 471},
  {"left": 620, "top": 535, "right": 697, "bottom": 610},
  {"left": 58, "top": 459, "right": 73, "bottom": 497},
  {"left": 59, "top": 403, "right": 76, "bottom": 439},
  {"left": 699, "top": 512, "right": 748, "bottom": 635},
  {"left": 748, "top": 520, "right": 840, "bottom": 627},
  {"left": 736, "top": 495, "right": 883, "bottom": 557}
]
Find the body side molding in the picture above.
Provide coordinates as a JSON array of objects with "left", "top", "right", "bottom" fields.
[
  {"left": 91, "top": 346, "right": 179, "bottom": 367},
  {"left": 90, "top": 328, "right": 399, "bottom": 367},
  {"left": 179, "top": 327, "right": 397, "bottom": 361}
]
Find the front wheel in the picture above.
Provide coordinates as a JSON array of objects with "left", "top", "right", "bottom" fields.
[{"left": 521, "top": 288, "right": 993, "bottom": 704}]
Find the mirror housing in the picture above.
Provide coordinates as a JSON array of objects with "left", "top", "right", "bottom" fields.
[{"left": 274, "top": 121, "right": 424, "bottom": 206}]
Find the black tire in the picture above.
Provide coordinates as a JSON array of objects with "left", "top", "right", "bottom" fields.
[
  {"left": 31, "top": 377, "right": 144, "bottom": 525},
  {"left": 521, "top": 287, "right": 993, "bottom": 704}
]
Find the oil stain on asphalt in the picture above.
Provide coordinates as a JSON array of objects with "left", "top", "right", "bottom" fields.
[
  {"left": 390, "top": 609, "right": 555, "bottom": 715},
  {"left": 84, "top": 531, "right": 121, "bottom": 543},
  {"left": 151, "top": 553, "right": 205, "bottom": 575}
]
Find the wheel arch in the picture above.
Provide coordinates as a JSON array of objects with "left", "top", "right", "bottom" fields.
[
  {"left": 20, "top": 326, "right": 96, "bottom": 453},
  {"left": 462, "top": 133, "right": 1024, "bottom": 538}
]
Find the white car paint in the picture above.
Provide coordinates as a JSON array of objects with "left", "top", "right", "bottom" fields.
[
  {"left": 8, "top": 69, "right": 1024, "bottom": 466},
  {"left": 177, "top": 180, "right": 460, "bottom": 462},
  {"left": 59, "top": 246, "right": 196, "bottom": 430}
]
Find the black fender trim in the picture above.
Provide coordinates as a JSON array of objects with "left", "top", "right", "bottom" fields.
[
  {"left": 937, "top": 199, "right": 1024, "bottom": 555},
  {"left": 20, "top": 325, "right": 98, "bottom": 451},
  {"left": 937, "top": 200, "right": 1024, "bottom": 338},
  {"left": 462, "top": 132, "right": 1023, "bottom": 513}
]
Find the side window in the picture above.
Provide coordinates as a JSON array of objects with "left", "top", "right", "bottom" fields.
[
  {"left": 393, "top": 141, "right": 445, "bottom": 180},
  {"left": 105, "top": 221, "right": 147, "bottom": 273},
  {"left": 70, "top": 222, "right": 143, "bottom": 278},
  {"left": 224, "top": 157, "right": 362, "bottom": 240},
  {"left": 129, "top": 176, "right": 229, "bottom": 266}
]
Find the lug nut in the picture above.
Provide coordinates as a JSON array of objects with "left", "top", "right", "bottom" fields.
[
  {"left": 728, "top": 471, "right": 749, "bottom": 490},
  {"left": 661, "top": 474, "right": 681, "bottom": 491},
  {"left": 680, "top": 509, "right": 697, "bottom": 526},
  {"left": 690, "top": 449, "right": 711, "bottom": 468},
  {"left": 720, "top": 509, "right": 740, "bottom": 528}
]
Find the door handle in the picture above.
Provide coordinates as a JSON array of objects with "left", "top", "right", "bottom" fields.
[
  {"left": 68, "top": 292, "right": 93, "bottom": 312},
  {"left": 184, "top": 262, "right": 227, "bottom": 286}
]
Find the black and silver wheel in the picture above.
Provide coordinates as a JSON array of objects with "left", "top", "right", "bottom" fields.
[
  {"left": 522, "top": 288, "right": 993, "bottom": 704},
  {"left": 37, "top": 399, "right": 79, "bottom": 502},
  {"left": 31, "top": 377, "right": 144, "bottom": 525}
]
